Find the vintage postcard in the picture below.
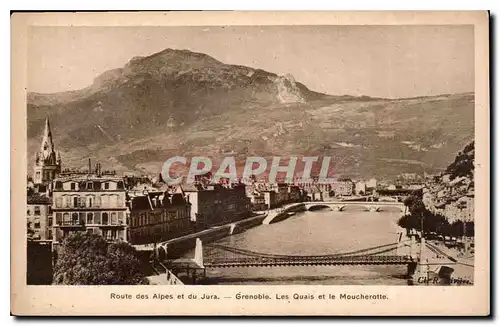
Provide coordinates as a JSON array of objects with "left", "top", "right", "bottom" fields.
[{"left": 11, "top": 11, "right": 490, "bottom": 316}]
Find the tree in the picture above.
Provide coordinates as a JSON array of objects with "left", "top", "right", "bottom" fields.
[
  {"left": 398, "top": 196, "right": 451, "bottom": 236},
  {"left": 465, "top": 221, "right": 475, "bottom": 237},
  {"left": 403, "top": 195, "right": 418, "bottom": 209},
  {"left": 53, "top": 232, "right": 149, "bottom": 285},
  {"left": 449, "top": 220, "right": 465, "bottom": 237}
]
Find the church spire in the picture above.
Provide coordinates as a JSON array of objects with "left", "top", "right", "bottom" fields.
[
  {"left": 33, "top": 116, "right": 61, "bottom": 185},
  {"left": 40, "top": 117, "right": 55, "bottom": 157}
]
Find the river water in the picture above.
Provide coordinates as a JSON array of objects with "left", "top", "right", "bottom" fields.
[{"left": 185, "top": 209, "right": 409, "bottom": 285}]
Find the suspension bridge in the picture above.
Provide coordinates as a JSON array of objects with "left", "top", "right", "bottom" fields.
[{"left": 169, "top": 237, "right": 416, "bottom": 270}]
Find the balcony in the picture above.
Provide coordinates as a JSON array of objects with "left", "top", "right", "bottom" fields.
[
  {"left": 56, "top": 220, "right": 86, "bottom": 228},
  {"left": 52, "top": 205, "right": 127, "bottom": 210}
]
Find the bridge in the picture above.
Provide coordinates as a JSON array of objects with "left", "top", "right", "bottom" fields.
[
  {"left": 305, "top": 201, "right": 406, "bottom": 212},
  {"left": 166, "top": 236, "right": 471, "bottom": 284},
  {"left": 202, "top": 243, "right": 413, "bottom": 268},
  {"left": 170, "top": 237, "right": 415, "bottom": 270},
  {"left": 263, "top": 201, "right": 407, "bottom": 224}
]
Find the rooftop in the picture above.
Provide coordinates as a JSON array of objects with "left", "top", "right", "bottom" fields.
[{"left": 54, "top": 173, "right": 124, "bottom": 183}]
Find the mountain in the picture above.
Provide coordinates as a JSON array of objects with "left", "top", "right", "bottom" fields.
[
  {"left": 445, "top": 142, "right": 475, "bottom": 180},
  {"left": 27, "top": 48, "right": 475, "bottom": 180}
]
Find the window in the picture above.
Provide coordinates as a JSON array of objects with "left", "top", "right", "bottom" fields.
[
  {"left": 104, "top": 182, "right": 109, "bottom": 190},
  {"left": 102, "top": 229, "right": 110, "bottom": 239},
  {"left": 71, "top": 182, "right": 76, "bottom": 190},
  {"left": 118, "top": 212, "right": 124, "bottom": 225},
  {"left": 87, "top": 213, "right": 93, "bottom": 224},
  {"left": 48, "top": 230, "right": 52, "bottom": 240},
  {"left": 71, "top": 213, "right": 78, "bottom": 225},
  {"left": 79, "top": 197, "right": 86, "bottom": 208},
  {"left": 48, "top": 217, "right": 53, "bottom": 226},
  {"left": 94, "top": 212, "right": 101, "bottom": 224},
  {"left": 87, "top": 182, "right": 93, "bottom": 190},
  {"left": 117, "top": 181, "right": 124, "bottom": 189},
  {"left": 95, "top": 196, "right": 101, "bottom": 207},
  {"left": 27, "top": 208, "right": 30, "bottom": 215},
  {"left": 102, "top": 213, "right": 109, "bottom": 225},
  {"left": 34, "top": 206, "right": 41, "bottom": 216},
  {"left": 111, "top": 212, "right": 117, "bottom": 225},
  {"left": 88, "top": 196, "right": 94, "bottom": 208},
  {"left": 63, "top": 213, "right": 70, "bottom": 224},
  {"left": 110, "top": 195, "right": 117, "bottom": 208},
  {"left": 55, "top": 213, "right": 62, "bottom": 225},
  {"left": 34, "top": 220, "right": 40, "bottom": 229},
  {"left": 111, "top": 230, "right": 117, "bottom": 239},
  {"left": 35, "top": 171, "right": 40, "bottom": 180},
  {"left": 73, "top": 197, "right": 78, "bottom": 208}
]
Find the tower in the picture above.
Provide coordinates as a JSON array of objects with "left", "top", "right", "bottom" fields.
[{"left": 33, "top": 117, "right": 61, "bottom": 185}]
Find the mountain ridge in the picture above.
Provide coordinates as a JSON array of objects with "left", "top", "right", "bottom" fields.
[{"left": 27, "top": 48, "right": 475, "bottom": 180}]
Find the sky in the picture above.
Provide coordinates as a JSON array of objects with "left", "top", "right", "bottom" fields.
[{"left": 28, "top": 25, "right": 474, "bottom": 99}]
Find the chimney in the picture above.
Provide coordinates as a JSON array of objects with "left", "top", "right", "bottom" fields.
[
  {"left": 88, "top": 158, "right": 92, "bottom": 175},
  {"left": 96, "top": 163, "right": 101, "bottom": 177}
]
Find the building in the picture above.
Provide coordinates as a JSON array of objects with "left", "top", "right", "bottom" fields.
[
  {"left": 27, "top": 193, "right": 53, "bottom": 241},
  {"left": 304, "top": 185, "right": 323, "bottom": 201},
  {"left": 366, "top": 178, "right": 377, "bottom": 190},
  {"left": 33, "top": 117, "right": 62, "bottom": 187},
  {"left": 288, "top": 185, "right": 302, "bottom": 202},
  {"left": 331, "top": 179, "right": 355, "bottom": 196},
  {"left": 252, "top": 192, "right": 270, "bottom": 210},
  {"left": 275, "top": 183, "right": 290, "bottom": 205},
  {"left": 127, "top": 187, "right": 192, "bottom": 245},
  {"left": 355, "top": 181, "right": 367, "bottom": 195},
  {"left": 184, "top": 182, "right": 251, "bottom": 228},
  {"left": 51, "top": 165, "right": 128, "bottom": 245}
]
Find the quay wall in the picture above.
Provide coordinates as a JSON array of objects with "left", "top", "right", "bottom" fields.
[
  {"left": 263, "top": 203, "right": 306, "bottom": 224},
  {"left": 163, "top": 214, "right": 267, "bottom": 259}
]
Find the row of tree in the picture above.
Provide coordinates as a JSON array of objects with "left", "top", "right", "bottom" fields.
[
  {"left": 398, "top": 195, "right": 474, "bottom": 238},
  {"left": 53, "top": 232, "right": 149, "bottom": 285}
]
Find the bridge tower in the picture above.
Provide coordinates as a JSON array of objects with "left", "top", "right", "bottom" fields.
[
  {"left": 395, "top": 231, "right": 403, "bottom": 256},
  {"left": 194, "top": 238, "right": 204, "bottom": 268},
  {"left": 409, "top": 233, "right": 418, "bottom": 260},
  {"left": 416, "top": 236, "right": 429, "bottom": 282}
]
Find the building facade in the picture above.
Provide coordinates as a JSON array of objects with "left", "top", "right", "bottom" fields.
[
  {"left": 127, "top": 188, "right": 192, "bottom": 245},
  {"left": 51, "top": 171, "right": 128, "bottom": 245},
  {"left": 27, "top": 193, "right": 53, "bottom": 241},
  {"left": 184, "top": 183, "right": 251, "bottom": 228},
  {"left": 331, "top": 179, "right": 355, "bottom": 196}
]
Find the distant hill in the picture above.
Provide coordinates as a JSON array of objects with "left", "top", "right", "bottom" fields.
[{"left": 27, "top": 48, "right": 474, "bottom": 180}]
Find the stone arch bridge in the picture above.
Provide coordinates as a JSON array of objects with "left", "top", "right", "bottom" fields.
[
  {"left": 305, "top": 201, "right": 406, "bottom": 213},
  {"left": 263, "top": 201, "right": 407, "bottom": 224}
]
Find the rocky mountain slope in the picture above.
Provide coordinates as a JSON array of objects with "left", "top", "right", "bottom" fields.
[{"left": 27, "top": 48, "right": 474, "bottom": 180}]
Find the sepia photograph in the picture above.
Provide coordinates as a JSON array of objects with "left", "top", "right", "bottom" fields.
[{"left": 11, "top": 11, "right": 490, "bottom": 316}]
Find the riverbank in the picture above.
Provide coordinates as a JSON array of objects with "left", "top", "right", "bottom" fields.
[{"left": 134, "top": 212, "right": 268, "bottom": 259}]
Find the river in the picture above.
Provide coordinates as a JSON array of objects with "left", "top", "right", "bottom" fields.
[{"left": 183, "top": 209, "right": 409, "bottom": 285}]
